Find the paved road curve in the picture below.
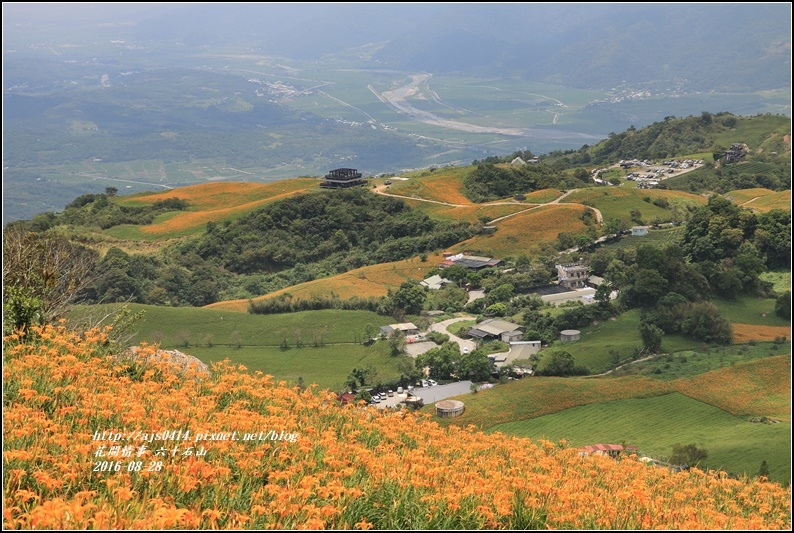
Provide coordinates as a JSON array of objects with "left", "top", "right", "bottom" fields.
[{"left": 429, "top": 316, "right": 477, "bottom": 353}]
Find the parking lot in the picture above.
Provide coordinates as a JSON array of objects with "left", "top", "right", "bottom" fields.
[{"left": 370, "top": 380, "right": 474, "bottom": 409}]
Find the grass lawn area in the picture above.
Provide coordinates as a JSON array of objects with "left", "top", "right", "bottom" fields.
[
  {"left": 433, "top": 374, "right": 674, "bottom": 430},
  {"left": 184, "top": 341, "right": 407, "bottom": 392},
  {"left": 70, "top": 304, "right": 395, "bottom": 348},
  {"left": 489, "top": 393, "right": 791, "bottom": 484},
  {"left": 713, "top": 296, "right": 790, "bottom": 327},
  {"left": 447, "top": 320, "right": 476, "bottom": 337}
]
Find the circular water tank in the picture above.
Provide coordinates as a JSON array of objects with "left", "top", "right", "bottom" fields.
[
  {"left": 435, "top": 399, "right": 465, "bottom": 418},
  {"left": 560, "top": 329, "right": 581, "bottom": 342}
]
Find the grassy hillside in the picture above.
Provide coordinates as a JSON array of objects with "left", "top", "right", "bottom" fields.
[
  {"left": 183, "top": 342, "right": 403, "bottom": 392},
  {"left": 105, "top": 179, "right": 319, "bottom": 239},
  {"left": 385, "top": 167, "right": 474, "bottom": 205},
  {"left": 70, "top": 304, "right": 407, "bottom": 389},
  {"left": 437, "top": 353, "right": 791, "bottom": 482},
  {"left": 490, "top": 392, "right": 791, "bottom": 483},
  {"left": 80, "top": 304, "right": 393, "bottom": 347},
  {"left": 399, "top": 200, "right": 529, "bottom": 224},
  {"left": 450, "top": 204, "right": 590, "bottom": 257},
  {"left": 565, "top": 187, "right": 706, "bottom": 223},
  {"left": 5, "top": 324, "right": 790, "bottom": 529},
  {"left": 726, "top": 188, "right": 792, "bottom": 212},
  {"left": 552, "top": 309, "right": 703, "bottom": 374},
  {"left": 207, "top": 254, "right": 445, "bottom": 312}
]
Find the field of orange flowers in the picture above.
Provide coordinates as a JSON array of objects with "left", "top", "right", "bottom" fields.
[
  {"left": 451, "top": 204, "right": 589, "bottom": 257},
  {"left": 4, "top": 324, "right": 791, "bottom": 530},
  {"left": 115, "top": 180, "right": 317, "bottom": 238},
  {"left": 674, "top": 355, "right": 791, "bottom": 422},
  {"left": 206, "top": 255, "right": 444, "bottom": 312},
  {"left": 750, "top": 190, "right": 791, "bottom": 212},
  {"left": 727, "top": 188, "right": 792, "bottom": 212},
  {"left": 389, "top": 168, "right": 473, "bottom": 205},
  {"left": 401, "top": 201, "right": 529, "bottom": 224},
  {"left": 732, "top": 323, "right": 791, "bottom": 344}
]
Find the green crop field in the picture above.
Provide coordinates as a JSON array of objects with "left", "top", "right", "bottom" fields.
[
  {"left": 71, "top": 304, "right": 394, "bottom": 348},
  {"left": 183, "top": 341, "right": 405, "bottom": 392},
  {"left": 489, "top": 393, "right": 790, "bottom": 484},
  {"left": 566, "top": 187, "right": 704, "bottom": 224},
  {"left": 69, "top": 304, "right": 409, "bottom": 390}
]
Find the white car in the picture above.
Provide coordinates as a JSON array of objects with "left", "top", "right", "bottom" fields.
[
  {"left": 462, "top": 347, "right": 469, "bottom": 354},
  {"left": 428, "top": 379, "right": 438, "bottom": 387}
]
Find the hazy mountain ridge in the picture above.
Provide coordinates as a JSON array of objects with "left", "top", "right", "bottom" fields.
[
  {"left": 4, "top": 4, "right": 788, "bottom": 92},
  {"left": 121, "top": 4, "right": 792, "bottom": 92}
]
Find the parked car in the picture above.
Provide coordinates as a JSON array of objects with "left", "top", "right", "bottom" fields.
[
  {"left": 387, "top": 390, "right": 394, "bottom": 397},
  {"left": 397, "top": 387, "right": 404, "bottom": 394},
  {"left": 421, "top": 380, "right": 429, "bottom": 387},
  {"left": 428, "top": 379, "right": 438, "bottom": 387}
]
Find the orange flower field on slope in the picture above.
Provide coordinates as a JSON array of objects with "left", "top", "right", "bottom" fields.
[
  {"left": 205, "top": 254, "right": 445, "bottom": 313},
  {"left": 3, "top": 324, "right": 791, "bottom": 530},
  {"left": 674, "top": 355, "right": 791, "bottom": 422},
  {"left": 117, "top": 180, "right": 317, "bottom": 236},
  {"left": 731, "top": 323, "right": 791, "bottom": 344}
]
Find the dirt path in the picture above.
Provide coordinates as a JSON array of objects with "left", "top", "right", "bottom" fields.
[
  {"left": 740, "top": 197, "right": 762, "bottom": 207},
  {"left": 582, "top": 355, "right": 657, "bottom": 378},
  {"left": 374, "top": 187, "right": 603, "bottom": 225}
]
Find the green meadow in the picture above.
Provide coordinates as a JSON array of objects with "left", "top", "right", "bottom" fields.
[
  {"left": 184, "top": 341, "right": 404, "bottom": 392},
  {"left": 712, "top": 296, "right": 791, "bottom": 327},
  {"left": 596, "top": 227, "right": 685, "bottom": 251},
  {"left": 610, "top": 342, "right": 788, "bottom": 381},
  {"left": 94, "top": 304, "right": 394, "bottom": 347},
  {"left": 69, "top": 304, "right": 407, "bottom": 389},
  {"left": 544, "top": 309, "right": 703, "bottom": 374},
  {"left": 489, "top": 392, "right": 791, "bottom": 484}
]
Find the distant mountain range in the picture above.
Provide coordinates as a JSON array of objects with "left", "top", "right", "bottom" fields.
[{"left": 122, "top": 3, "right": 789, "bottom": 92}]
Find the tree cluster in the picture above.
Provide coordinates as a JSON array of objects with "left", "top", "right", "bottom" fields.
[
  {"left": 415, "top": 342, "right": 496, "bottom": 382},
  {"left": 462, "top": 163, "right": 569, "bottom": 203},
  {"left": 13, "top": 193, "right": 190, "bottom": 232}
]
